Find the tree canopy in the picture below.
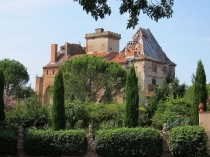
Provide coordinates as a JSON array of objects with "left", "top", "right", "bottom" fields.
[
  {"left": 148, "top": 78, "right": 185, "bottom": 120},
  {"left": 63, "top": 55, "right": 126, "bottom": 103},
  {"left": 73, "top": 0, "right": 174, "bottom": 28},
  {"left": 0, "top": 70, "right": 5, "bottom": 122},
  {"left": 0, "top": 59, "right": 29, "bottom": 97}
]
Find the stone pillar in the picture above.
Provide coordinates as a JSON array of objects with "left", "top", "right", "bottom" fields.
[
  {"left": 17, "top": 126, "right": 25, "bottom": 157},
  {"left": 161, "top": 123, "right": 171, "bottom": 157},
  {"left": 199, "top": 103, "right": 210, "bottom": 154}
]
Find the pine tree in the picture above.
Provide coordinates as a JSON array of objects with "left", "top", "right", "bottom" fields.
[
  {"left": 125, "top": 65, "right": 139, "bottom": 127},
  {"left": 193, "top": 60, "right": 208, "bottom": 125},
  {"left": 52, "top": 70, "right": 66, "bottom": 130},
  {"left": 0, "top": 70, "right": 5, "bottom": 122}
]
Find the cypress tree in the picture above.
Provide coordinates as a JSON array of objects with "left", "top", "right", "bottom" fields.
[
  {"left": 0, "top": 70, "right": 5, "bottom": 122},
  {"left": 52, "top": 70, "right": 66, "bottom": 130},
  {"left": 193, "top": 60, "right": 208, "bottom": 125},
  {"left": 125, "top": 65, "right": 139, "bottom": 127}
]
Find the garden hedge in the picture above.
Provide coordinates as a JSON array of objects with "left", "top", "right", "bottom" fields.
[
  {"left": 24, "top": 129, "right": 87, "bottom": 156},
  {"left": 169, "top": 126, "right": 208, "bottom": 157},
  {"left": 95, "top": 127, "right": 162, "bottom": 157},
  {"left": 0, "top": 130, "right": 17, "bottom": 154}
]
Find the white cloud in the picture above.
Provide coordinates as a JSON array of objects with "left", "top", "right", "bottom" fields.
[{"left": 0, "top": 0, "right": 71, "bottom": 11}]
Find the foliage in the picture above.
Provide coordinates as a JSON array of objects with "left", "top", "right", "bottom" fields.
[
  {"left": 0, "top": 70, "right": 5, "bottom": 122},
  {"left": 169, "top": 126, "right": 208, "bottom": 157},
  {"left": 183, "top": 85, "right": 194, "bottom": 105},
  {"left": 14, "top": 85, "right": 35, "bottom": 100},
  {"left": 24, "top": 129, "right": 87, "bottom": 156},
  {"left": 86, "top": 103, "right": 125, "bottom": 130},
  {"left": 95, "top": 127, "right": 162, "bottom": 157},
  {"left": 125, "top": 65, "right": 139, "bottom": 127},
  {"left": 52, "top": 70, "right": 66, "bottom": 130},
  {"left": 74, "top": 0, "right": 174, "bottom": 29},
  {"left": 63, "top": 56, "right": 126, "bottom": 103},
  {"left": 0, "top": 59, "right": 29, "bottom": 97},
  {"left": 152, "top": 97, "right": 192, "bottom": 130},
  {"left": 65, "top": 100, "right": 89, "bottom": 129},
  {"left": 148, "top": 78, "right": 185, "bottom": 122},
  {"left": 5, "top": 96, "right": 50, "bottom": 129},
  {"left": 0, "top": 130, "right": 17, "bottom": 154},
  {"left": 193, "top": 60, "right": 208, "bottom": 125}
]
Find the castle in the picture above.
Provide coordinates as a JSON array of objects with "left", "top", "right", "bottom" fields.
[{"left": 35, "top": 28, "right": 176, "bottom": 104}]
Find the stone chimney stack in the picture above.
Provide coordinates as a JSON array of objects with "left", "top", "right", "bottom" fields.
[
  {"left": 51, "top": 44, "right": 57, "bottom": 63},
  {"left": 95, "top": 28, "right": 104, "bottom": 34}
]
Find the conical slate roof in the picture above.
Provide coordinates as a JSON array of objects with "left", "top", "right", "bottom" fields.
[{"left": 122, "top": 27, "right": 176, "bottom": 66}]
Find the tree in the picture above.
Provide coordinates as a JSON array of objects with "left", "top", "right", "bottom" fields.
[
  {"left": 125, "top": 64, "right": 139, "bottom": 127},
  {"left": 0, "top": 70, "right": 5, "bottom": 122},
  {"left": 148, "top": 78, "right": 185, "bottom": 120},
  {"left": 192, "top": 60, "right": 208, "bottom": 125},
  {"left": 52, "top": 69, "right": 66, "bottom": 130},
  {"left": 74, "top": 0, "right": 174, "bottom": 29},
  {"left": 63, "top": 56, "right": 126, "bottom": 102},
  {"left": 0, "top": 59, "right": 29, "bottom": 97},
  {"left": 152, "top": 97, "right": 192, "bottom": 130}
]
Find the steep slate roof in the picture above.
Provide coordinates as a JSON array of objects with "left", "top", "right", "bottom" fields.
[{"left": 122, "top": 27, "right": 176, "bottom": 66}]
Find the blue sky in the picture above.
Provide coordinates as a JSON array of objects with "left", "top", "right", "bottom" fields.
[{"left": 0, "top": 0, "right": 210, "bottom": 88}]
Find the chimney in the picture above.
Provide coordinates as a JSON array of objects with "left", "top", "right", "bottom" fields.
[
  {"left": 95, "top": 28, "right": 104, "bottom": 34},
  {"left": 51, "top": 44, "right": 57, "bottom": 63}
]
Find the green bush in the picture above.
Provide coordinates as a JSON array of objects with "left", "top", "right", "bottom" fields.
[
  {"left": 86, "top": 103, "right": 125, "bottom": 130},
  {"left": 5, "top": 96, "right": 50, "bottom": 129},
  {"left": 169, "top": 126, "right": 208, "bottom": 157},
  {"left": 65, "top": 100, "right": 89, "bottom": 129},
  {"left": 65, "top": 101, "right": 124, "bottom": 130},
  {"left": 0, "top": 130, "right": 17, "bottom": 154},
  {"left": 152, "top": 97, "right": 192, "bottom": 130},
  {"left": 95, "top": 127, "right": 162, "bottom": 157},
  {"left": 24, "top": 129, "right": 87, "bottom": 156}
]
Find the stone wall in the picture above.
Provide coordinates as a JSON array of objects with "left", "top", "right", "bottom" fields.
[{"left": 199, "top": 111, "right": 210, "bottom": 153}]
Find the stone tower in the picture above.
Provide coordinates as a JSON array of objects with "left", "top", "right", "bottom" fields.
[{"left": 85, "top": 28, "right": 121, "bottom": 53}]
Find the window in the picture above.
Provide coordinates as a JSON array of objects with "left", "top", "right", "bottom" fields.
[
  {"left": 152, "top": 78, "right": 156, "bottom": 85},
  {"left": 152, "top": 62, "right": 157, "bottom": 72},
  {"left": 101, "top": 43, "right": 105, "bottom": 51},
  {"left": 88, "top": 45, "right": 93, "bottom": 52},
  {"left": 163, "top": 66, "right": 167, "bottom": 74}
]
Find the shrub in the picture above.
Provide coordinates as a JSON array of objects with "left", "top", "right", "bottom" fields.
[
  {"left": 152, "top": 97, "right": 192, "bottom": 130},
  {"left": 65, "top": 100, "right": 89, "bottom": 129},
  {"left": 0, "top": 130, "right": 17, "bottom": 154},
  {"left": 169, "top": 126, "right": 208, "bottom": 157},
  {"left": 24, "top": 129, "right": 87, "bottom": 156},
  {"left": 95, "top": 127, "right": 162, "bottom": 157},
  {"left": 86, "top": 103, "right": 125, "bottom": 130},
  {"left": 5, "top": 96, "right": 50, "bottom": 129}
]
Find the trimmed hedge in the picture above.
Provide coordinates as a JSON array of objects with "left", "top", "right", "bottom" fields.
[
  {"left": 0, "top": 130, "right": 17, "bottom": 154},
  {"left": 169, "top": 126, "right": 208, "bottom": 157},
  {"left": 24, "top": 129, "right": 87, "bottom": 156},
  {"left": 95, "top": 127, "right": 162, "bottom": 157}
]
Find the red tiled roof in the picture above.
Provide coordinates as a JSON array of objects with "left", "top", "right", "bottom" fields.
[{"left": 109, "top": 54, "right": 128, "bottom": 64}]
